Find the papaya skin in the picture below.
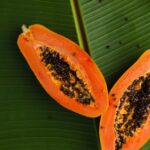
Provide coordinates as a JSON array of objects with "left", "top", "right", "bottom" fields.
[
  {"left": 100, "top": 50, "right": 150, "bottom": 150},
  {"left": 17, "top": 24, "right": 108, "bottom": 118}
]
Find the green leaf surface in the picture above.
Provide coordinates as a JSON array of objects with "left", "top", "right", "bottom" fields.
[
  {"left": 0, "top": 0, "right": 150, "bottom": 150},
  {"left": 78, "top": 0, "right": 150, "bottom": 149},
  {"left": 0, "top": 0, "right": 99, "bottom": 150},
  {"left": 79, "top": 0, "right": 150, "bottom": 88}
]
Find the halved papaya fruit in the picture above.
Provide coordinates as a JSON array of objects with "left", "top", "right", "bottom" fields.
[
  {"left": 17, "top": 24, "right": 108, "bottom": 118},
  {"left": 100, "top": 50, "right": 150, "bottom": 149}
]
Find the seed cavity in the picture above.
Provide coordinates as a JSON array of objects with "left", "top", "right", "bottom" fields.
[
  {"left": 114, "top": 73, "right": 150, "bottom": 150},
  {"left": 38, "top": 46, "right": 95, "bottom": 105}
]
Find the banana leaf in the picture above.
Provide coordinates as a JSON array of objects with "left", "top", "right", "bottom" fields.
[{"left": 0, "top": 0, "right": 149, "bottom": 150}]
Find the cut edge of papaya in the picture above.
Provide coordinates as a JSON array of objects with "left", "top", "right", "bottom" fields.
[
  {"left": 17, "top": 24, "right": 108, "bottom": 118},
  {"left": 100, "top": 50, "right": 150, "bottom": 150}
]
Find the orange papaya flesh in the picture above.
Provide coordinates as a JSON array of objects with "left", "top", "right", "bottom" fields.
[
  {"left": 17, "top": 24, "right": 108, "bottom": 118},
  {"left": 100, "top": 50, "right": 150, "bottom": 150}
]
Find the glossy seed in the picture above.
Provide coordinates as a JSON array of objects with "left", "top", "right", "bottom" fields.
[
  {"left": 39, "top": 46, "right": 95, "bottom": 105},
  {"left": 114, "top": 73, "right": 150, "bottom": 150}
]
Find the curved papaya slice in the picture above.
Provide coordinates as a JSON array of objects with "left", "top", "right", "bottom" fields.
[
  {"left": 17, "top": 24, "right": 108, "bottom": 118},
  {"left": 100, "top": 50, "right": 150, "bottom": 149}
]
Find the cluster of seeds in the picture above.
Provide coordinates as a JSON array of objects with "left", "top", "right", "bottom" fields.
[
  {"left": 114, "top": 73, "right": 150, "bottom": 150},
  {"left": 38, "top": 46, "right": 95, "bottom": 105}
]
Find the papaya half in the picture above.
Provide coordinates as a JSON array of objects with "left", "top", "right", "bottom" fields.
[
  {"left": 17, "top": 24, "right": 108, "bottom": 118},
  {"left": 100, "top": 50, "right": 150, "bottom": 149}
]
